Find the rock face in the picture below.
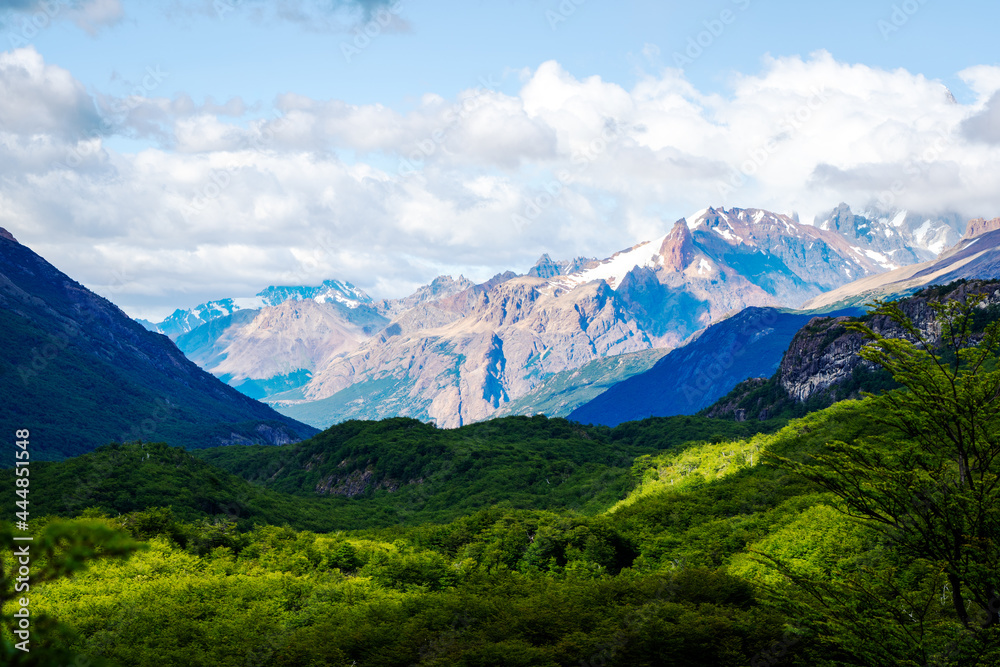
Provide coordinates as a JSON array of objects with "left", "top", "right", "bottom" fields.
[
  {"left": 700, "top": 281, "right": 1000, "bottom": 420},
  {"left": 171, "top": 293, "right": 388, "bottom": 399},
  {"left": 149, "top": 204, "right": 959, "bottom": 430},
  {"left": 210, "top": 299, "right": 383, "bottom": 383},
  {"left": 963, "top": 217, "right": 1000, "bottom": 239},
  {"left": 374, "top": 275, "right": 475, "bottom": 319},
  {"left": 293, "top": 276, "right": 656, "bottom": 428},
  {"left": 658, "top": 221, "right": 696, "bottom": 272},
  {"left": 527, "top": 254, "right": 600, "bottom": 279},
  {"left": 782, "top": 281, "right": 1000, "bottom": 403},
  {"left": 777, "top": 316, "right": 870, "bottom": 402}
]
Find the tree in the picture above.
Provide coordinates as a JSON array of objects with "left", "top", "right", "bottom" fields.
[
  {"left": 764, "top": 290, "right": 1000, "bottom": 665},
  {"left": 1, "top": 519, "right": 142, "bottom": 665}
]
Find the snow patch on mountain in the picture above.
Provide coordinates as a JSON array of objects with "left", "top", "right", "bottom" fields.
[
  {"left": 549, "top": 237, "right": 668, "bottom": 290},
  {"left": 147, "top": 279, "right": 376, "bottom": 339},
  {"left": 258, "top": 280, "right": 373, "bottom": 308}
]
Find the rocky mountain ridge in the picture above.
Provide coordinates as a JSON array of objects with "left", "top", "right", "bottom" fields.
[
  {"left": 804, "top": 218, "right": 1000, "bottom": 310},
  {"left": 273, "top": 205, "right": 921, "bottom": 428},
  {"left": 136, "top": 204, "right": 972, "bottom": 429},
  {"left": 702, "top": 280, "right": 1000, "bottom": 421},
  {"left": 815, "top": 203, "right": 966, "bottom": 266},
  {"left": 566, "top": 306, "right": 850, "bottom": 426}
]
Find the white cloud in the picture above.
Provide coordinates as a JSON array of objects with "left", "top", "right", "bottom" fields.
[
  {"left": 4, "top": 48, "right": 1000, "bottom": 318},
  {"left": 959, "top": 65, "right": 1000, "bottom": 103},
  {"left": 0, "top": 47, "right": 100, "bottom": 137}
]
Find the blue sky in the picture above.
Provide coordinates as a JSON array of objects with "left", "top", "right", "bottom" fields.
[
  {"left": 2, "top": 0, "right": 1000, "bottom": 318},
  {"left": 20, "top": 1, "right": 996, "bottom": 111}
]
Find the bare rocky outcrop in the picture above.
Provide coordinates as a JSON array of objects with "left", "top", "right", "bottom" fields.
[
  {"left": 778, "top": 317, "right": 870, "bottom": 402},
  {"left": 314, "top": 461, "right": 402, "bottom": 497},
  {"left": 780, "top": 282, "right": 1000, "bottom": 403},
  {"left": 301, "top": 276, "right": 656, "bottom": 427},
  {"left": 658, "top": 220, "right": 696, "bottom": 273},
  {"left": 210, "top": 298, "right": 380, "bottom": 383},
  {"left": 963, "top": 217, "right": 1000, "bottom": 239}
]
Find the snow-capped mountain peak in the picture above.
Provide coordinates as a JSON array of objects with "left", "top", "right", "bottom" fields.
[
  {"left": 817, "top": 203, "right": 965, "bottom": 262},
  {"left": 257, "top": 280, "right": 373, "bottom": 308},
  {"left": 549, "top": 235, "right": 669, "bottom": 290},
  {"left": 144, "top": 279, "right": 375, "bottom": 338},
  {"left": 151, "top": 297, "right": 264, "bottom": 338}
]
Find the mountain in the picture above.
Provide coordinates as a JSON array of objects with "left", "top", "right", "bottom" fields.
[
  {"left": 275, "top": 275, "right": 656, "bottom": 428},
  {"left": 175, "top": 296, "right": 388, "bottom": 399},
  {"left": 803, "top": 216, "right": 1000, "bottom": 310},
  {"left": 372, "top": 274, "right": 475, "bottom": 319},
  {"left": 703, "top": 280, "right": 1000, "bottom": 421},
  {"left": 566, "top": 306, "right": 857, "bottom": 427},
  {"left": 271, "top": 206, "right": 909, "bottom": 428},
  {"left": 815, "top": 203, "right": 966, "bottom": 266},
  {"left": 146, "top": 279, "right": 378, "bottom": 340},
  {"left": 258, "top": 279, "right": 374, "bottom": 308},
  {"left": 143, "top": 204, "right": 957, "bottom": 430},
  {"left": 0, "top": 227, "right": 317, "bottom": 463},
  {"left": 491, "top": 347, "right": 672, "bottom": 419},
  {"left": 146, "top": 281, "right": 389, "bottom": 400},
  {"left": 148, "top": 276, "right": 484, "bottom": 402},
  {"left": 527, "top": 253, "right": 600, "bottom": 279},
  {"left": 149, "top": 296, "right": 267, "bottom": 338}
]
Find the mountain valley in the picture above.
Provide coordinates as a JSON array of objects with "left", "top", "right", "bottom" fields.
[{"left": 141, "top": 203, "right": 972, "bottom": 429}]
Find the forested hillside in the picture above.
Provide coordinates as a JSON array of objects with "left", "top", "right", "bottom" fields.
[
  {"left": 3, "top": 289, "right": 999, "bottom": 666},
  {"left": 0, "top": 230, "right": 316, "bottom": 464}
]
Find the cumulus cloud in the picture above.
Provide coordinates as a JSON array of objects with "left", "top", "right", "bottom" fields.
[
  {"left": 4, "top": 48, "right": 1000, "bottom": 318},
  {"left": 0, "top": 47, "right": 101, "bottom": 136},
  {"left": 962, "top": 91, "right": 1000, "bottom": 144}
]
